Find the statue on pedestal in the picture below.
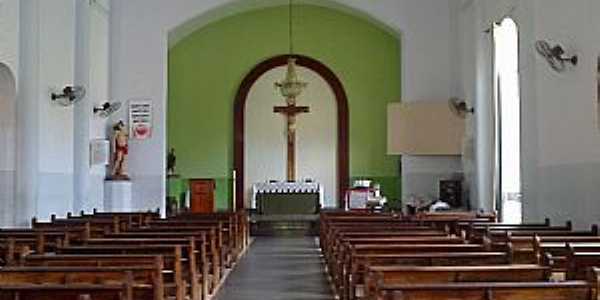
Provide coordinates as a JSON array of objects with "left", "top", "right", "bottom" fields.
[
  {"left": 167, "top": 148, "right": 177, "bottom": 176},
  {"left": 110, "top": 120, "right": 130, "bottom": 180}
]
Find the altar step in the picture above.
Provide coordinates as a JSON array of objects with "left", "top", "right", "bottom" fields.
[{"left": 250, "top": 214, "right": 319, "bottom": 237}]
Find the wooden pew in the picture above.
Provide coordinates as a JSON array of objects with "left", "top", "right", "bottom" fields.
[
  {"left": 0, "top": 283, "right": 130, "bottom": 300},
  {"left": 55, "top": 244, "right": 194, "bottom": 300},
  {"left": 169, "top": 211, "right": 250, "bottom": 256},
  {"left": 78, "top": 236, "right": 212, "bottom": 292},
  {"left": 410, "top": 211, "right": 497, "bottom": 235},
  {"left": 319, "top": 211, "right": 500, "bottom": 299},
  {"left": 495, "top": 225, "right": 600, "bottom": 263},
  {"left": 466, "top": 220, "right": 572, "bottom": 243},
  {"left": 374, "top": 281, "right": 596, "bottom": 300},
  {"left": 32, "top": 217, "right": 118, "bottom": 237},
  {"left": 126, "top": 224, "right": 227, "bottom": 272},
  {"left": 336, "top": 243, "right": 491, "bottom": 299},
  {"left": 334, "top": 236, "right": 467, "bottom": 282},
  {"left": 68, "top": 210, "right": 160, "bottom": 228},
  {"left": 320, "top": 215, "right": 415, "bottom": 245},
  {"left": 0, "top": 211, "right": 247, "bottom": 300},
  {"left": 566, "top": 249, "right": 600, "bottom": 279},
  {"left": 324, "top": 230, "right": 451, "bottom": 286},
  {"left": 0, "top": 231, "right": 66, "bottom": 254},
  {"left": 38, "top": 212, "right": 243, "bottom": 296},
  {"left": 0, "top": 225, "right": 99, "bottom": 254},
  {"left": 0, "top": 266, "right": 161, "bottom": 300},
  {"left": 99, "top": 230, "right": 220, "bottom": 280},
  {"left": 0, "top": 238, "right": 32, "bottom": 266},
  {"left": 322, "top": 225, "right": 440, "bottom": 263},
  {"left": 365, "top": 264, "right": 551, "bottom": 300},
  {"left": 138, "top": 220, "right": 231, "bottom": 267},
  {"left": 348, "top": 252, "right": 512, "bottom": 300},
  {"left": 19, "top": 255, "right": 166, "bottom": 299},
  {"left": 327, "top": 233, "right": 455, "bottom": 271},
  {"left": 534, "top": 238, "right": 600, "bottom": 271},
  {"left": 456, "top": 218, "right": 550, "bottom": 236},
  {"left": 411, "top": 211, "right": 497, "bottom": 222}
]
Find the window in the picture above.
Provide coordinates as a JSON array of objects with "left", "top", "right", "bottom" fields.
[{"left": 493, "top": 18, "right": 522, "bottom": 223}]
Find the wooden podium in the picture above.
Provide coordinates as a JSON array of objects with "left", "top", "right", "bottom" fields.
[{"left": 190, "top": 179, "right": 215, "bottom": 213}]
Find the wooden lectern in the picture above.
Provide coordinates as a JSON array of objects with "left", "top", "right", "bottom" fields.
[{"left": 190, "top": 179, "right": 215, "bottom": 213}]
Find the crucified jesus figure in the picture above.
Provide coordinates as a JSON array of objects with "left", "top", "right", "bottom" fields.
[{"left": 273, "top": 98, "right": 309, "bottom": 181}]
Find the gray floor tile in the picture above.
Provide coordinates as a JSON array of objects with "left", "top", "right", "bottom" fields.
[{"left": 215, "top": 237, "right": 334, "bottom": 300}]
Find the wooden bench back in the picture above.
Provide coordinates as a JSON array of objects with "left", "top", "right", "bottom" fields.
[
  {"left": 345, "top": 252, "right": 513, "bottom": 300},
  {"left": 566, "top": 252, "right": 600, "bottom": 280},
  {"left": 375, "top": 281, "right": 594, "bottom": 300},
  {"left": 0, "top": 283, "right": 130, "bottom": 300},
  {"left": 351, "top": 243, "right": 490, "bottom": 255},
  {"left": 0, "top": 266, "right": 159, "bottom": 300},
  {"left": 55, "top": 244, "right": 190, "bottom": 300},
  {"left": 366, "top": 265, "right": 551, "bottom": 299}
]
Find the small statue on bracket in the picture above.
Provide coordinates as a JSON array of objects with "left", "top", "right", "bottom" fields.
[
  {"left": 167, "top": 148, "right": 177, "bottom": 176},
  {"left": 110, "top": 120, "right": 130, "bottom": 180}
]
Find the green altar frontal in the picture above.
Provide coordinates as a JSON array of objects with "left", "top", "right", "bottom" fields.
[{"left": 256, "top": 192, "right": 320, "bottom": 215}]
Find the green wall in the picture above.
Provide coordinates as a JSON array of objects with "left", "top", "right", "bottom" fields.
[{"left": 168, "top": 5, "right": 401, "bottom": 210}]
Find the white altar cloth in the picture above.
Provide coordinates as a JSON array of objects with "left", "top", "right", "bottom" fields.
[{"left": 251, "top": 181, "right": 324, "bottom": 209}]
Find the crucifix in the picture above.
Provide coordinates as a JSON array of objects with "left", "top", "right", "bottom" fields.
[
  {"left": 274, "top": 101, "right": 310, "bottom": 181},
  {"left": 274, "top": 57, "right": 309, "bottom": 182}
]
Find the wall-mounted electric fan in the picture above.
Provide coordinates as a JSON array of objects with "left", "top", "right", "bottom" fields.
[
  {"left": 448, "top": 97, "right": 474, "bottom": 118},
  {"left": 535, "top": 40, "right": 578, "bottom": 73}
]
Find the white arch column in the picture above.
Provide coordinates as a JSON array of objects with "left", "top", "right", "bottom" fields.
[{"left": 15, "top": 0, "right": 41, "bottom": 226}]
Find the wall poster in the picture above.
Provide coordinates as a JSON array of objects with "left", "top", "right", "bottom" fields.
[{"left": 129, "top": 100, "right": 152, "bottom": 140}]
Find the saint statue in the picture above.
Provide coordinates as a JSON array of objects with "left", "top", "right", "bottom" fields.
[
  {"left": 167, "top": 148, "right": 177, "bottom": 176},
  {"left": 110, "top": 120, "right": 130, "bottom": 180}
]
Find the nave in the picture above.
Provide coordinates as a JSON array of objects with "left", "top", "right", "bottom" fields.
[
  {"left": 1, "top": 0, "right": 600, "bottom": 299},
  {"left": 215, "top": 237, "right": 332, "bottom": 300}
]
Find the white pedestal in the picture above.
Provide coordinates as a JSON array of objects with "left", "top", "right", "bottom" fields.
[{"left": 104, "top": 180, "right": 133, "bottom": 212}]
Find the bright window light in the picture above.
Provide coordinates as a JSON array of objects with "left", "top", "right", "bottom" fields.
[{"left": 493, "top": 18, "right": 522, "bottom": 224}]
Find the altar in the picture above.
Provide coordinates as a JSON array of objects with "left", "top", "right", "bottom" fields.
[{"left": 252, "top": 181, "right": 323, "bottom": 215}]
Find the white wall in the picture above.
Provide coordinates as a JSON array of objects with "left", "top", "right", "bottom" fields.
[
  {"left": 109, "top": 0, "right": 459, "bottom": 210},
  {"left": 0, "top": 0, "right": 18, "bottom": 77},
  {"left": 245, "top": 66, "right": 337, "bottom": 208},
  {"left": 457, "top": 0, "right": 600, "bottom": 227},
  {"left": 1, "top": 0, "right": 110, "bottom": 226},
  {"left": 529, "top": 0, "right": 600, "bottom": 228},
  {"left": 0, "top": 0, "right": 19, "bottom": 226}
]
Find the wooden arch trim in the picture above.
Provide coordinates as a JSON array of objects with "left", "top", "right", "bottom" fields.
[{"left": 233, "top": 54, "right": 349, "bottom": 211}]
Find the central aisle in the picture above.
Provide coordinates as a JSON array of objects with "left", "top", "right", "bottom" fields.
[{"left": 215, "top": 237, "right": 333, "bottom": 300}]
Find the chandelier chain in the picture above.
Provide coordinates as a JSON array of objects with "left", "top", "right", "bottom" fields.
[{"left": 289, "top": 0, "right": 294, "bottom": 55}]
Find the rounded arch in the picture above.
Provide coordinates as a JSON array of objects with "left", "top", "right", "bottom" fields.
[
  {"left": 0, "top": 62, "right": 17, "bottom": 133},
  {"left": 0, "top": 62, "right": 17, "bottom": 227},
  {"left": 167, "top": 0, "right": 402, "bottom": 49},
  {"left": 0, "top": 63, "right": 16, "bottom": 101},
  {"left": 234, "top": 54, "right": 349, "bottom": 210}
]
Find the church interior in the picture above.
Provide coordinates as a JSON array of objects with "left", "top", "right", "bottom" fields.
[{"left": 1, "top": 0, "right": 600, "bottom": 299}]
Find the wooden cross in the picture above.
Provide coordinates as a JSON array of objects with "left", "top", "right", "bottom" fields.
[{"left": 273, "top": 103, "right": 310, "bottom": 181}]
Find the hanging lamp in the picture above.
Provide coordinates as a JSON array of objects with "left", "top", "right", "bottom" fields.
[{"left": 275, "top": 0, "right": 307, "bottom": 104}]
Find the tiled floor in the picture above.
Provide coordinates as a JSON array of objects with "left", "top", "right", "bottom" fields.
[{"left": 214, "top": 237, "right": 334, "bottom": 300}]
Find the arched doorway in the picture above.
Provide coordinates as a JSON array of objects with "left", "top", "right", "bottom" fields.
[
  {"left": 0, "top": 63, "right": 17, "bottom": 226},
  {"left": 234, "top": 55, "right": 349, "bottom": 211}
]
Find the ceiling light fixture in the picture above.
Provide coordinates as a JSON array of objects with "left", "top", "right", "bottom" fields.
[{"left": 275, "top": 0, "right": 307, "bottom": 104}]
